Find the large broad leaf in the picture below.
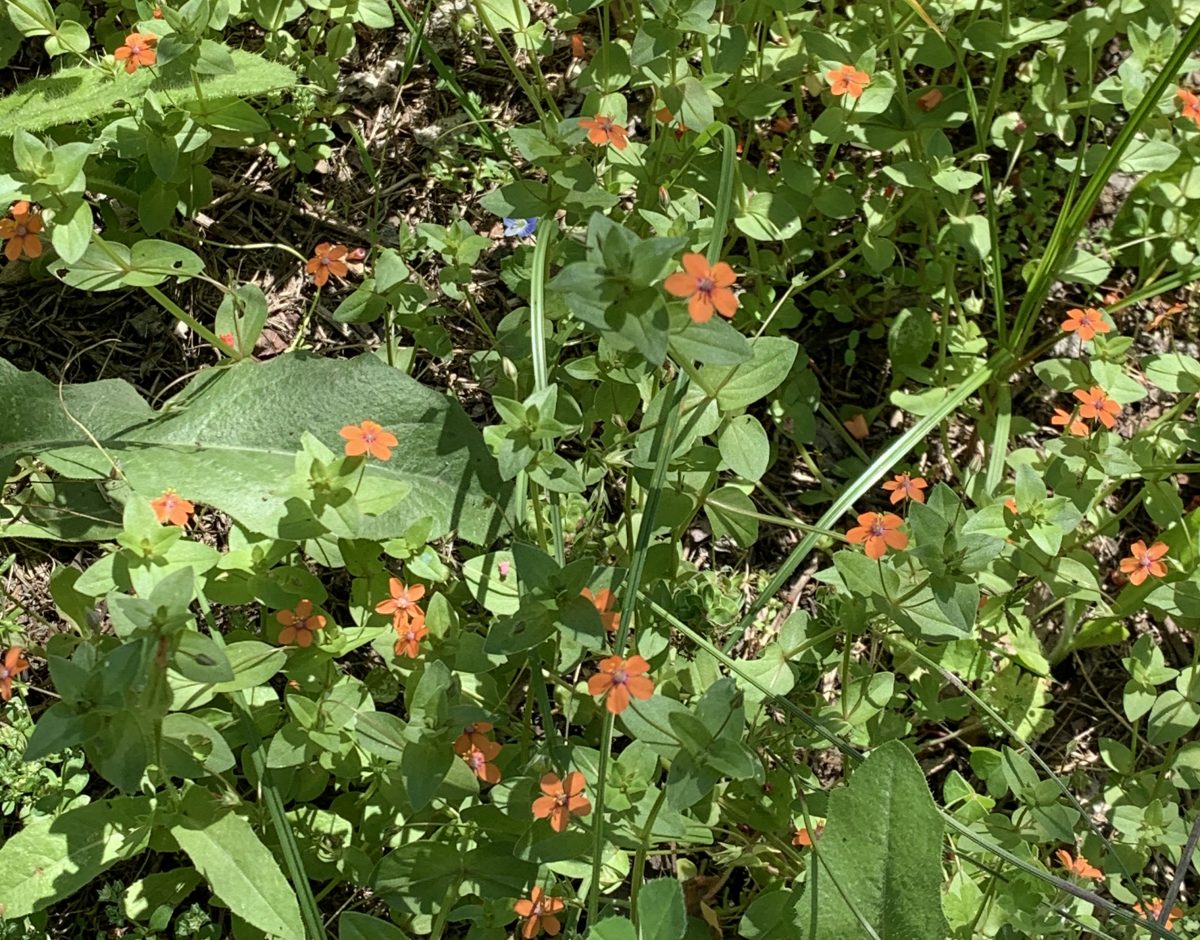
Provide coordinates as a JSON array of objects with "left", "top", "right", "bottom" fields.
[
  {"left": 804, "top": 741, "right": 948, "bottom": 939},
  {"left": 170, "top": 793, "right": 303, "bottom": 938},
  {"left": 0, "top": 796, "right": 154, "bottom": 917},
  {"left": 0, "top": 354, "right": 510, "bottom": 544},
  {"left": 0, "top": 50, "right": 295, "bottom": 138}
]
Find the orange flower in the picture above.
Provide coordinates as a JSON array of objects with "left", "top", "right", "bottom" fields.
[
  {"left": 793, "top": 823, "right": 824, "bottom": 846},
  {"left": 276, "top": 599, "right": 326, "bottom": 648},
  {"left": 1061, "top": 307, "right": 1110, "bottom": 342},
  {"left": 339, "top": 420, "right": 398, "bottom": 460},
  {"left": 453, "top": 721, "right": 494, "bottom": 753},
  {"left": 306, "top": 242, "right": 349, "bottom": 287},
  {"left": 664, "top": 252, "right": 739, "bottom": 323},
  {"left": 0, "top": 647, "right": 29, "bottom": 702},
  {"left": 1148, "top": 302, "right": 1186, "bottom": 330},
  {"left": 1177, "top": 89, "right": 1200, "bottom": 129},
  {"left": 219, "top": 332, "right": 236, "bottom": 349},
  {"left": 1073, "top": 386, "right": 1121, "bottom": 429},
  {"left": 1003, "top": 497, "right": 1019, "bottom": 514},
  {"left": 375, "top": 578, "right": 426, "bottom": 627},
  {"left": 881, "top": 473, "right": 927, "bottom": 504},
  {"left": 150, "top": 489, "right": 194, "bottom": 526},
  {"left": 1055, "top": 849, "right": 1102, "bottom": 880},
  {"left": 1119, "top": 540, "right": 1169, "bottom": 586},
  {"left": 916, "top": 88, "right": 943, "bottom": 111},
  {"left": 114, "top": 32, "right": 157, "bottom": 73},
  {"left": 514, "top": 886, "right": 565, "bottom": 939},
  {"left": 569, "top": 33, "right": 589, "bottom": 60},
  {"left": 843, "top": 413, "right": 869, "bottom": 440},
  {"left": 587, "top": 654, "right": 654, "bottom": 715},
  {"left": 581, "top": 587, "right": 619, "bottom": 633},
  {"left": 531, "top": 771, "right": 592, "bottom": 832},
  {"left": 1050, "top": 407, "right": 1089, "bottom": 437},
  {"left": 455, "top": 736, "right": 502, "bottom": 784},
  {"left": 579, "top": 114, "right": 628, "bottom": 150},
  {"left": 845, "top": 512, "right": 908, "bottom": 559},
  {"left": 826, "top": 64, "right": 870, "bottom": 99},
  {"left": 152, "top": 5, "right": 164, "bottom": 17},
  {"left": 0, "top": 201, "right": 43, "bottom": 261},
  {"left": 1134, "top": 898, "right": 1183, "bottom": 930},
  {"left": 394, "top": 620, "right": 428, "bottom": 659}
]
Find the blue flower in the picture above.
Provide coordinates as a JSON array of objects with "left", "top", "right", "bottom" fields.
[{"left": 502, "top": 217, "right": 538, "bottom": 238}]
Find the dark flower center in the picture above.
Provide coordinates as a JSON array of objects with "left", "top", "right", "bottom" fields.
[
  {"left": 362, "top": 430, "right": 376, "bottom": 443},
  {"left": 696, "top": 276, "right": 714, "bottom": 294},
  {"left": 530, "top": 900, "right": 544, "bottom": 916},
  {"left": 0, "top": 666, "right": 9, "bottom": 679},
  {"left": 870, "top": 521, "right": 886, "bottom": 537},
  {"left": 14, "top": 223, "right": 26, "bottom": 236},
  {"left": 612, "top": 669, "right": 628, "bottom": 685},
  {"left": 555, "top": 793, "right": 570, "bottom": 807},
  {"left": 469, "top": 751, "right": 485, "bottom": 769}
]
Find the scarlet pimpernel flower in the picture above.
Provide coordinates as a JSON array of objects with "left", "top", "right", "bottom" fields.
[
  {"left": 0, "top": 647, "right": 29, "bottom": 702},
  {"left": 793, "top": 823, "right": 824, "bottom": 846},
  {"left": 453, "top": 721, "right": 493, "bottom": 753},
  {"left": 1177, "top": 89, "right": 1200, "bottom": 129},
  {"left": 455, "top": 736, "right": 502, "bottom": 784},
  {"left": 1119, "top": 540, "right": 1169, "bottom": 586},
  {"left": 1055, "top": 849, "right": 1102, "bottom": 879},
  {"left": 276, "top": 599, "right": 326, "bottom": 648},
  {"left": 0, "top": 202, "right": 43, "bottom": 261},
  {"left": 587, "top": 654, "right": 654, "bottom": 715},
  {"left": 1134, "top": 898, "right": 1182, "bottom": 930},
  {"left": 826, "top": 64, "right": 870, "bottom": 99},
  {"left": 514, "top": 886, "right": 565, "bottom": 938},
  {"left": 845, "top": 512, "right": 908, "bottom": 559},
  {"left": 531, "top": 771, "right": 592, "bottom": 832},
  {"left": 581, "top": 587, "right": 619, "bottom": 633},
  {"left": 1061, "top": 307, "right": 1110, "bottom": 342},
  {"left": 115, "top": 32, "right": 157, "bottom": 73},
  {"left": 375, "top": 578, "right": 425, "bottom": 627},
  {"left": 1073, "top": 386, "right": 1121, "bottom": 429},
  {"left": 306, "top": 242, "right": 348, "bottom": 287},
  {"left": 339, "top": 420, "right": 398, "bottom": 460},
  {"left": 916, "top": 88, "right": 943, "bottom": 111},
  {"left": 150, "top": 489, "right": 194, "bottom": 526},
  {"left": 393, "top": 620, "right": 428, "bottom": 659},
  {"left": 664, "top": 252, "right": 739, "bottom": 323},
  {"left": 1050, "top": 407, "right": 1088, "bottom": 437},
  {"left": 882, "top": 473, "right": 927, "bottom": 504},
  {"left": 579, "top": 114, "right": 628, "bottom": 150}
]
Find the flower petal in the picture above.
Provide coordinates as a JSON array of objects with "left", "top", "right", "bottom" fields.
[{"left": 663, "top": 272, "right": 697, "bottom": 298}]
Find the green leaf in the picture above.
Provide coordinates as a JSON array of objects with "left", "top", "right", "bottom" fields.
[
  {"left": 0, "top": 797, "right": 154, "bottom": 917},
  {"left": 698, "top": 336, "right": 798, "bottom": 410},
  {"left": 372, "top": 842, "right": 462, "bottom": 915},
  {"left": 637, "top": 878, "right": 687, "bottom": 940},
  {"left": 1147, "top": 690, "right": 1200, "bottom": 745},
  {"left": 704, "top": 486, "right": 759, "bottom": 548},
  {"left": 719, "top": 415, "right": 769, "bottom": 481},
  {"left": 356, "top": 711, "right": 408, "bottom": 763},
  {"left": 49, "top": 237, "right": 203, "bottom": 290},
  {"left": 170, "top": 793, "right": 304, "bottom": 938},
  {"left": 0, "top": 51, "right": 296, "bottom": 136},
  {"left": 339, "top": 911, "right": 411, "bottom": 940},
  {"left": 806, "top": 741, "right": 949, "bottom": 939},
  {"left": 477, "top": 0, "right": 529, "bottom": 30},
  {"left": 0, "top": 354, "right": 510, "bottom": 545},
  {"left": 123, "top": 867, "right": 203, "bottom": 922},
  {"left": 587, "top": 917, "right": 638, "bottom": 940},
  {"left": 669, "top": 316, "right": 752, "bottom": 366}
]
